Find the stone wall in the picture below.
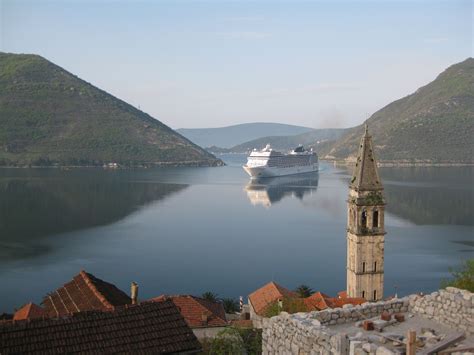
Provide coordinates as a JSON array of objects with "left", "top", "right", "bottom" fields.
[
  {"left": 262, "top": 288, "right": 473, "bottom": 354},
  {"left": 410, "top": 287, "right": 473, "bottom": 336},
  {"left": 192, "top": 326, "right": 228, "bottom": 340},
  {"left": 262, "top": 298, "right": 408, "bottom": 354},
  {"left": 262, "top": 311, "right": 347, "bottom": 355}
]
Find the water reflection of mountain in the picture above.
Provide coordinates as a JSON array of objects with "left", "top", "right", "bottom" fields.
[
  {"left": 342, "top": 167, "right": 473, "bottom": 225},
  {"left": 384, "top": 185, "right": 473, "bottom": 226},
  {"left": 245, "top": 173, "right": 319, "bottom": 207},
  {"left": 0, "top": 173, "right": 188, "bottom": 259}
]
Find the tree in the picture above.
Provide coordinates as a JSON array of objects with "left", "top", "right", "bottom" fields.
[
  {"left": 295, "top": 284, "right": 314, "bottom": 298},
  {"left": 222, "top": 298, "right": 239, "bottom": 313},
  {"left": 201, "top": 291, "right": 219, "bottom": 303},
  {"left": 441, "top": 259, "right": 474, "bottom": 292}
]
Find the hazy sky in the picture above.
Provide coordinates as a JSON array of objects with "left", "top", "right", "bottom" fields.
[{"left": 1, "top": 0, "right": 472, "bottom": 129}]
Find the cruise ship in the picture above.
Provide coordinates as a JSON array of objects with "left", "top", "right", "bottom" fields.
[{"left": 243, "top": 144, "right": 318, "bottom": 179}]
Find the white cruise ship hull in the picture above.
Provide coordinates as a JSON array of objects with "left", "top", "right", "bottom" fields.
[{"left": 243, "top": 163, "right": 318, "bottom": 179}]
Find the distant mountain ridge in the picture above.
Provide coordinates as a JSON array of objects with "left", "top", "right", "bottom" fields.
[
  {"left": 212, "top": 128, "right": 346, "bottom": 153},
  {"left": 0, "top": 52, "right": 222, "bottom": 167},
  {"left": 318, "top": 58, "right": 474, "bottom": 163},
  {"left": 177, "top": 123, "right": 313, "bottom": 148}
]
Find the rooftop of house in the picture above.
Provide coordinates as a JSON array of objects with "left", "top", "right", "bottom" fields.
[
  {"left": 150, "top": 295, "right": 227, "bottom": 328},
  {"left": 41, "top": 270, "right": 131, "bottom": 317},
  {"left": 248, "top": 281, "right": 299, "bottom": 316},
  {"left": 248, "top": 282, "right": 367, "bottom": 317},
  {"left": 0, "top": 300, "right": 201, "bottom": 354},
  {"left": 304, "top": 292, "right": 366, "bottom": 311},
  {"left": 13, "top": 303, "right": 46, "bottom": 321}
]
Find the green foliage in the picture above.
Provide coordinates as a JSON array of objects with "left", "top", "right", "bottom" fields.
[
  {"left": 365, "top": 191, "right": 384, "bottom": 205},
  {"left": 294, "top": 284, "right": 314, "bottom": 298},
  {"left": 221, "top": 298, "right": 239, "bottom": 313},
  {"left": 236, "top": 328, "right": 262, "bottom": 355},
  {"left": 203, "top": 327, "right": 262, "bottom": 355},
  {"left": 441, "top": 259, "right": 474, "bottom": 292},
  {"left": 209, "top": 328, "right": 245, "bottom": 355},
  {"left": 201, "top": 291, "right": 219, "bottom": 303},
  {"left": 0, "top": 52, "right": 221, "bottom": 167}
]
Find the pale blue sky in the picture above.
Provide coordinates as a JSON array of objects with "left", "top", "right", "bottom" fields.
[{"left": 1, "top": 0, "right": 472, "bottom": 128}]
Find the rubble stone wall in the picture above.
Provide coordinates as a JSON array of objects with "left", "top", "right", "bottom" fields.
[
  {"left": 262, "top": 288, "right": 473, "bottom": 354},
  {"left": 262, "top": 298, "right": 408, "bottom": 354},
  {"left": 409, "top": 287, "right": 473, "bottom": 336}
]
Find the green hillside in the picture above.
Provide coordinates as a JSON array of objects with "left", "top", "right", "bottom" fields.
[
  {"left": 0, "top": 52, "right": 222, "bottom": 167},
  {"left": 318, "top": 58, "right": 474, "bottom": 163},
  {"left": 222, "top": 128, "right": 346, "bottom": 153}
]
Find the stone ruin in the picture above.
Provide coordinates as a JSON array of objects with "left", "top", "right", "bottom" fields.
[{"left": 262, "top": 287, "right": 473, "bottom": 354}]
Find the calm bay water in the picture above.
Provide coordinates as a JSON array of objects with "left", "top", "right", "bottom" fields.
[{"left": 0, "top": 155, "right": 473, "bottom": 312}]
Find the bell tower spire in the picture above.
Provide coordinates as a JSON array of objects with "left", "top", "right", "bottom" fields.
[{"left": 346, "top": 124, "right": 386, "bottom": 301}]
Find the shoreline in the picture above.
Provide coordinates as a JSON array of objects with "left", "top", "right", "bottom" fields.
[
  {"left": 0, "top": 160, "right": 226, "bottom": 169},
  {"left": 324, "top": 159, "right": 474, "bottom": 167}
]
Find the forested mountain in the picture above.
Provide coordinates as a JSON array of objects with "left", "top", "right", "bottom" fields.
[
  {"left": 318, "top": 58, "right": 474, "bottom": 163},
  {"left": 0, "top": 52, "right": 222, "bottom": 167}
]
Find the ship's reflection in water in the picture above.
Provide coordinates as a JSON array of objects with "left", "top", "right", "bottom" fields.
[{"left": 245, "top": 172, "right": 319, "bottom": 207}]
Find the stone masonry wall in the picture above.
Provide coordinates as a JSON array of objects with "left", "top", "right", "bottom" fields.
[
  {"left": 262, "top": 298, "right": 408, "bottom": 354},
  {"left": 262, "top": 288, "right": 473, "bottom": 354},
  {"left": 409, "top": 287, "right": 473, "bottom": 336}
]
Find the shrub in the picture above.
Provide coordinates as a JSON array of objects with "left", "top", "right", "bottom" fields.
[
  {"left": 209, "top": 328, "right": 245, "bottom": 355},
  {"left": 441, "top": 259, "right": 474, "bottom": 292}
]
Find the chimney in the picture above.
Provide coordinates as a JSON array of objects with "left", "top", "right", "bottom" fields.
[
  {"left": 131, "top": 282, "right": 139, "bottom": 305},
  {"left": 201, "top": 311, "right": 209, "bottom": 325}
]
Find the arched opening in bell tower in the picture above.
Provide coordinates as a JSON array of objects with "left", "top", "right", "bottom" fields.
[
  {"left": 373, "top": 210, "right": 379, "bottom": 228},
  {"left": 361, "top": 210, "right": 367, "bottom": 228}
]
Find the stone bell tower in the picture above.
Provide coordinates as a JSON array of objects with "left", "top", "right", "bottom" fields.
[{"left": 346, "top": 124, "right": 386, "bottom": 301}]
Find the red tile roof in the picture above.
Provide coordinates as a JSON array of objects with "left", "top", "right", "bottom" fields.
[
  {"left": 248, "top": 282, "right": 299, "bottom": 316},
  {"left": 41, "top": 270, "right": 131, "bottom": 317},
  {"left": 13, "top": 303, "right": 46, "bottom": 321},
  {"left": 304, "top": 291, "right": 365, "bottom": 311},
  {"left": 151, "top": 295, "right": 227, "bottom": 328},
  {"left": 0, "top": 300, "right": 201, "bottom": 354},
  {"left": 248, "top": 282, "right": 366, "bottom": 315},
  {"left": 304, "top": 292, "right": 331, "bottom": 310},
  {"left": 337, "top": 291, "right": 348, "bottom": 298}
]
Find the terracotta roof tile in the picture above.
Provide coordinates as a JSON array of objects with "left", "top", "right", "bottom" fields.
[
  {"left": 337, "top": 291, "right": 348, "bottom": 298},
  {"left": 0, "top": 300, "right": 201, "bottom": 354},
  {"left": 304, "top": 292, "right": 330, "bottom": 310},
  {"left": 304, "top": 291, "right": 366, "bottom": 311},
  {"left": 150, "top": 295, "right": 227, "bottom": 328},
  {"left": 41, "top": 270, "right": 131, "bottom": 317},
  {"left": 13, "top": 304, "right": 46, "bottom": 321},
  {"left": 248, "top": 282, "right": 299, "bottom": 316},
  {"left": 248, "top": 284, "right": 367, "bottom": 314}
]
